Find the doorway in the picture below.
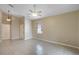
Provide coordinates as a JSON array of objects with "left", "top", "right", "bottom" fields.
[{"left": 1, "top": 13, "right": 24, "bottom": 40}]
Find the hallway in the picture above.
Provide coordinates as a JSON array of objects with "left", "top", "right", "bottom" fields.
[{"left": 0, "top": 39, "right": 79, "bottom": 55}]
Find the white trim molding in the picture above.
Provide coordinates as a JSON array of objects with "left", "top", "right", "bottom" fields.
[{"left": 33, "top": 37, "right": 79, "bottom": 50}]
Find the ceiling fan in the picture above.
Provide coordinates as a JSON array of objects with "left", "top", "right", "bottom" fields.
[
  {"left": 29, "top": 4, "right": 42, "bottom": 16},
  {"left": 8, "top": 4, "right": 14, "bottom": 8}
]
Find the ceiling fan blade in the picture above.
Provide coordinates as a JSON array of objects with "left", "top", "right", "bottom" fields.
[
  {"left": 29, "top": 9, "right": 33, "bottom": 13},
  {"left": 8, "top": 4, "right": 14, "bottom": 8}
]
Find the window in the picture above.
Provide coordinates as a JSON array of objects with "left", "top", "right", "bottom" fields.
[{"left": 37, "top": 24, "right": 43, "bottom": 34}]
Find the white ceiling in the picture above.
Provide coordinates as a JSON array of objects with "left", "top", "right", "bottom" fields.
[{"left": 0, "top": 4, "right": 79, "bottom": 20}]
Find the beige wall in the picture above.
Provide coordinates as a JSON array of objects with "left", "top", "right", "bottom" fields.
[
  {"left": 77, "top": 11, "right": 79, "bottom": 42},
  {"left": 0, "top": 18, "right": 1, "bottom": 40},
  {"left": 32, "top": 11, "right": 79, "bottom": 47},
  {"left": 0, "top": 11, "right": 2, "bottom": 40},
  {"left": 11, "top": 16, "right": 25, "bottom": 40},
  {"left": 19, "top": 18, "right": 25, "bottom": 40},
  {"left": 1, "top": 11, "right": 11, "bottom": 40},
  {"left": 1, "top": 24, "right": 10, "bottom": 40},
  {"left": 11, "top": 16, "right": 20, "bottom": 40},
  {"left": 0, "top": 11, "right": 25, "bottom": 40}
]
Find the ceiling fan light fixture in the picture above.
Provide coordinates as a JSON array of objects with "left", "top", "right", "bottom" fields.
[
  {"left": 32, "top": 12, "right": 38, "bottom": 16},
  {"left": 29, "top": 4, "right": 42, "bottom": 17}
]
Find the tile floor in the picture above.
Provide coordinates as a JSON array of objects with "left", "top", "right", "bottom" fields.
[{"left": 0, "top": 39, "right": 79, "bottom": 55}]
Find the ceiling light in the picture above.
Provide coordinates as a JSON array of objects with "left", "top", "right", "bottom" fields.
[
  {"left": 32, "top": 12, "right": 38, "bottom": 16},
  {"left": 6, "top": 18, "right": 11, "bottom": 21},
  {"left": 29, "top": 4, "right": 42, "bottom": 17},
  {"left": 6, "top": 10, "right": 11, "bottom": 22}
]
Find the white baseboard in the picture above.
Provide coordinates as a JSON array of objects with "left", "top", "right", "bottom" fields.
[{"left": 33, "top": 37, "right": 79, "bottom": 50}]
